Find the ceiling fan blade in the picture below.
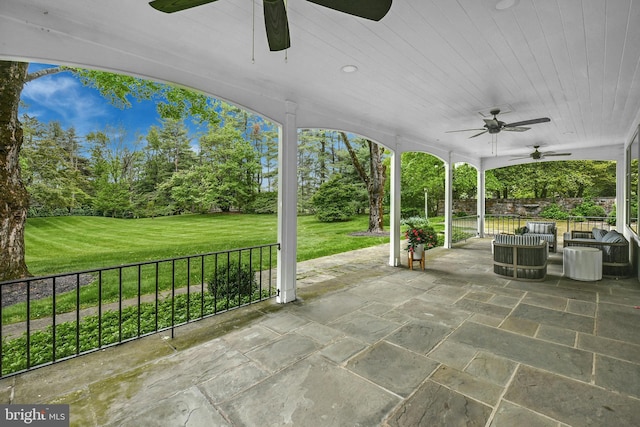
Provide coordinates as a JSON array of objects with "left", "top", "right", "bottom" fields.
[
  {"left": 469, "top": 130, "right": 488, "bottom": 139},
  {"left": 505, "top": 117, "right": 550, "bottom": 127},
  {"left": 306, "top": 0, "right": 393, "bottom": 21},
  {"left": 149, "top": 0, "right": 218, "bottom": 13},
  {"left": 502, "top": 126, "right": 530, "bottom": 132},
  {"left": 543, "top": 152, "right": 572, "bottom": 157},
  {"left": 264, "top": 0, "right": 291, "bottom": 51},
  {"left": 445, "top": 128, "right": 485, "bottom": 133}
]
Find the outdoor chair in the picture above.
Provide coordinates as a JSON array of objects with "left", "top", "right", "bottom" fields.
[
  {"left": 522, "top": 221, "right": 557, "bottom": 252},
  {"left": 493, "top": 234, "right": 548, "bottom": 281}
]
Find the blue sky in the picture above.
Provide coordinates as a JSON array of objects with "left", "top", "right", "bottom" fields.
[{"left": 20, "top": 63, "right": 186, "bottom": 147}]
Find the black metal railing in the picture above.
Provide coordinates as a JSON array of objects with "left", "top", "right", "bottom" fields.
[
  {"left": 483, "top": 214, "right": 522, "bottom": 236},
  {"left": 565, "top": 216, "right": 614, "bottom": 232},
  {"left": 455, "top": 215, "right": 616, "bottom": 240},
  {"left": 450, "top": 214, "right": 524, "bottom": 242},
  {"left": 451, "top": 215, "right": 479, "bottom": 242},
  {"left": 0, "top": 243, "right": 279, "bottom": 379}
]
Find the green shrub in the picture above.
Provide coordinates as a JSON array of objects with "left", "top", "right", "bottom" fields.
[
  {"left": 607, "top": 204, "right": 617, "bottom": 225},
  {"left": 400, "top": 207, "right": 422, "bottom": 218},
  {"left": 310, "top": 174, "right": 357, "bottom": 222},
  {"left": 401, "top": 216, "right": 431, "bottom": 229},
  {"left": 207, "top": 261, "right": 257, "bottom": 304},
  {"left": 571, "top": 199, "right": 606, "bottom": 218},
  {"left": 540, "top": 203, "right": 569, "bottom": 220},
  {"left": 248, "top": 192, "right": 278, "bottom": 214},
  {"left": 451, "top": 228, "right": 474, "bottom": 242}
]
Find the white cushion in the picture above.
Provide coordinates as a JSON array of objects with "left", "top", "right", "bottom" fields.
[{"left": 526, "top": 222, "right": 555, "bottom": 234}]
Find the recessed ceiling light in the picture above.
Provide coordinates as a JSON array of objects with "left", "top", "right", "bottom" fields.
[
  {"left": 495, "top": 0, "right": 518, "bottom": 10},
  {"left": 341, "top": 65, "right": 358, "bottom": 73}
]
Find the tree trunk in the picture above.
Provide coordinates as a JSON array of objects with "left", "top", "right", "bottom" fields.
[
  {"left": 368, "top": 140, "right": 386, "bottom": 232},
  {"left": 339, "top": 132, "right": 386, "bottom": 233},
  {"left": 0, "top": 61, "right": 30, "bottom": 281}
]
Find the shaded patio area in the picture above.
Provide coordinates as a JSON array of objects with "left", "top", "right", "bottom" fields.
[{"left": 1, "top": 238, "right": 640, "bottom": 426}]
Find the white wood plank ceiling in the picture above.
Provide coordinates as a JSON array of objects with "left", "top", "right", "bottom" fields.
[{"left": 1, "top": 0, "right": 640, "bottom": 168}]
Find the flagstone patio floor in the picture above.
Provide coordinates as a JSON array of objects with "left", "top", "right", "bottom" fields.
[{"left": 1, "top": 238, "right": 640, "bottom": 426}]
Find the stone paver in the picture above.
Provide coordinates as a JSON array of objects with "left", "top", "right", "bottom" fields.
[
  {"left": 490, "top": 400, "right": 560, "bottom": 427},
  {"left": 328, "top": 311, "right": 402, "bottom": 344},
  {"left": 245, "top": 333, "right": 320, "bottom": 372},
  {"left": 386, "top": 380, "right": 492, "bottom": 427},
  {"left": 510, "top": 303, "right": 594, "bottom": 333},
  {"left": 108, "top": 386, "right": 228, "bottom": 427},
  {"left": 577, "top": 333, "right": 640, "bottom": 363},
  {"left": 594, "top": 354, "right": 640, "bottom": 398},
  {"left": 464, "top": 351, "right": 517, "bottom": 386},
  {"left": 449, "top": 322, "right": 593, "bottom": 381},
  {"left": 385, "top": 319, "right": 452, "bottom": 354},
  {"left": 347, "top": 341, "right": 439, "bottom": 397},
  {"left": 430, "top": 364, "right": 504, "bottom": 405},
  {"left": 220, "top": 354, "right": 400, "bottom": 426},
  {"left": 597, "top": 302, "right": 640, "bottom": 344},
  {"left": 505, "top": 365, "right": 640, "bottom": 426},
  {"left": 536, "top": 324, "right": 577, "bottom": 347},
  {"left": 2, "top": 239, "right": 640, "bottom": 427}
]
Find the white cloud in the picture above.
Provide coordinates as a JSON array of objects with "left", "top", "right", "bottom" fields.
[{"left": 21, "top": 74, "right": 108, "bottom": 135}]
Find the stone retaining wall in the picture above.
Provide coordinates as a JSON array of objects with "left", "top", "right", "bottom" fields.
[{"left": 441, "top": 197, "right": 615, "bottom": 216}]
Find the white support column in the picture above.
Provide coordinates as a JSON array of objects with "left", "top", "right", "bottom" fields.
[
  {"left": 277, "top": 101, "right": 297, "bottom": 303},
  {"left": 389, "top": 146, "right": 402, "bottom": 266},
  {"left": 616, "top": 152, "right": 625, "bottom": 231},
  {"left": 444, "top": 154, "right": 453, "bottom": 248},
  {"left": 477, "top": 163, "right": 485, "bottom": 238}
]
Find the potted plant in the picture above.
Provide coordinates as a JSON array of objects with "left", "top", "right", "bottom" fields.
[{"left": 402, "top": 217, "right": 439, "bottom": 259}]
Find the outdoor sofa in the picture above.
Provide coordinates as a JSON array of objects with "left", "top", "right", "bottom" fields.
[
  {"left": 493, "top": 234, "right": 548, "bottom": 281},
  {"left": 521, "top": 221, "right": 558, "bottom": 252},
  {"left": 563, "top": 228, "right": 630, "bottom": 278}
]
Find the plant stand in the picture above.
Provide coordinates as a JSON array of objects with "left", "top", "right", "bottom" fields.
[{"left": 408, "top": 245, "right": 425, "bottom": 271}]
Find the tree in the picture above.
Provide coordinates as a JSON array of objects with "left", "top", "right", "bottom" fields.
[
  {"left": 485, "top": 161, "right": 616, "bottom": 199},
  {"left": 198, "top": 124, "right": 261, "bottom": 212},
  {"left": 158, "top": 166, "right": 213, "bottom": 214},
  {"left": 0, "top": 60, "right": 219, "bottom": 280},
  {"left": 452, "top": 163, "right": 477, "bottom": 200},
  {"left": 399, "top": 152, "right": 445, "bottom": 218},
  {"left": 339, "top": 132, "right": 386, "bottom": 233},
  {"left": 311, "top": 174, "right": 358, "bottom": 222},
  {"left": 21, "top": 119, "right": 91, "bottom": 215},
  {"left": 86, "top": 128, "right": 140, "bottom": 217},
  {"left": 0, "top": 61, "right": 32, "bottom": 280},
  {"left": 1, "top": 62, "right": 68, "bottom": 280}
]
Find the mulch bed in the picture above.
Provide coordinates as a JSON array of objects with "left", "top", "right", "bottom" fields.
[
  {"left": 349, "top": 231, "right": 390, "bottom": 237},
  {"left": 1, "top": 274, "right": 94, "bottom": 308}
]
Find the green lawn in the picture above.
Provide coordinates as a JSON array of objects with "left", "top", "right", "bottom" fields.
[
  {"left": 25, "top": 214, "right": 390, "bottom": 276},
  {"left": 1, "top": 214, "right": 394, "bottom": 375}
]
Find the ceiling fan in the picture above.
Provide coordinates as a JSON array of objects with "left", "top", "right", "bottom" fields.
[
  {"left": 149, "top": 0, "right": 393, "bottom": 51},
  {"left": 510, "top": 145, "right": 571, "bottom": 161},
  {"left": 446, "top": 108, "right": 551, "bottom": 139}
]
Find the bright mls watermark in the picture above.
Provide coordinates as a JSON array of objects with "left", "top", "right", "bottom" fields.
[{"left": 0, "top": 405, "right": 69, "bottom": 426}]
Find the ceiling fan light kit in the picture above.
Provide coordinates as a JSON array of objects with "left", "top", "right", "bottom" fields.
[
  {"left": 149, "top": 0, "right": 393, "bottom": 51},
  {"left": 510, "top": 145, "right": 571, "bottom": 161}
]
